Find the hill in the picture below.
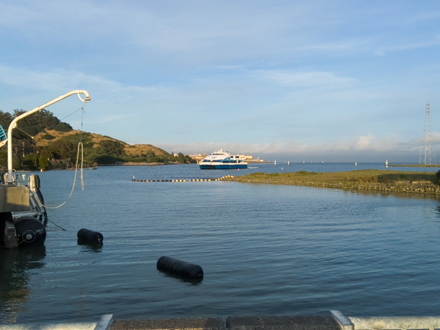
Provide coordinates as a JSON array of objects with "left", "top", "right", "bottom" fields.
[
  {"left": 34, "top": 129, "right": 124, "bottom": 147},
  {"left": 35, "top": 129, "right": 173, "bottom": 159},
  {"left": 0, "top": 109, "right": 195, "bottom": 170}
]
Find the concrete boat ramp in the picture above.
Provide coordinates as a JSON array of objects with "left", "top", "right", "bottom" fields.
[{"left": 3, "top": 311, "right": 440, "bottom": 330}]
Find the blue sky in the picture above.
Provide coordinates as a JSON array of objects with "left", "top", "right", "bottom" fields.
[{"left": 1, "top": 0, "right": 439, "bottom": 162}]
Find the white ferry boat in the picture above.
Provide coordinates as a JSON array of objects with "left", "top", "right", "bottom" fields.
[{"left": 199, "top": 149, "right": 248, "bottom": 169}]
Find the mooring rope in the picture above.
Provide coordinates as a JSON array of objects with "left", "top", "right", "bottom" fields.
[
  {"left": 46, "top": 219, "right": 67, "bottom": 231},
  {"left": 15, "top": 126, "right": 35, "bottom": 140},
  {"left": 35, "top": 141, "right": 84, "bottom": 210},
  {"left": 36, "top": 104, "right": 87, "bottom": 210}
]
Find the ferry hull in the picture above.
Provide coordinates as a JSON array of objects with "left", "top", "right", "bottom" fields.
[{"left": 199, "top": 164, "right": 247, "bottom": 170}]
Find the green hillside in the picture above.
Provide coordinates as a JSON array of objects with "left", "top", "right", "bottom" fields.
[{"left": 0, "top": 109, "right": 195, "bottom": 171}]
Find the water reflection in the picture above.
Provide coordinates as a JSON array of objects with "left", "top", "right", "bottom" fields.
[
  {"left": 344, "top": 188, "right": 440, "bottom": 201},
  {"left": 77, "top": 242, "right": 103, "bottom": 253},
  {"left": 157, "top": 270, "right": 204, "bottom": 286},
  {"left": 0, "top": 247, "right": 46, "bottom": 324},
  {"left": 434, "top": 206, "right": 440, "bottom": 219}
]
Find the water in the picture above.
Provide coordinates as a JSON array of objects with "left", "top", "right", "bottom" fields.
[{"left": 1, "top": 163, "right": 440, "bottom": 324}]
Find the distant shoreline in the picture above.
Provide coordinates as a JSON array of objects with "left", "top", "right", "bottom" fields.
[
  {"left": 389, "top": 164, "right": 440, "bottom": 168},
  {"left": 115, "top": 162, "right": 165, "bottom": 166},
  {"left": 227, "top": 169, "right": 440, "bottom": 196}
]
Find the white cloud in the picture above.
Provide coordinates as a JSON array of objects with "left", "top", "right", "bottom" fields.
[
  {"left": 263, "top": 70, "right": 356, "bottom": 89},
  {"left": 355, "top": 134, "right": 374, "bottom": 150},
  {"left": 155, "top": 132, "right": 427, "bottom": 162},
  {"left": 1, "top": 0, "right": 440, "bottom": 162},
  {"left": 0, "top": 64, "right": 160, "bottom": 102},
  {"left": 374, "top": 38, "right": 440, "bottom": 56}
]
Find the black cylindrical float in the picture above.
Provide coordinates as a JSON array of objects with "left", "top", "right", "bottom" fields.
[
  {"left": 15, "top": 217, "right": 46, "bottom": 246},
  {"left": 77, "top": 228, "right": 103, "bottom": 244},
  {"left": 157, "top": 256, "right": 204, "bottom": 280}
]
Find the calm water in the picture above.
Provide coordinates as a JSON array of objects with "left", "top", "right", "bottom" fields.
[{"left": 1, "top": 163, "right": 440, "bottom": 324}]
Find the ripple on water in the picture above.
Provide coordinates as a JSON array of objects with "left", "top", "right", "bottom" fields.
[{"left": 2, "top": 165, "right": 440, "bottom": 323}]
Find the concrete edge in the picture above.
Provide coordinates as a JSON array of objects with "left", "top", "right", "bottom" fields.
[
  {"left": 94, "top": 314, "right": 113, "bottom": 330},
  {"left": 0, "top": 323, "right": 97, "bottom": 330},
  {"left": 111, "top": 317, "right": 225, "bottom": 330},
  {"left": 9, "top": 312, "right": 440, "bottom": 330},
  {"left": 348, "top": 316, "right": 440, "bottom": 330},
  {"left": 330, "top": 310, "right": 354, "bottom": 330},
  {"left": 0, "top": 314, "right": 112, "bottom": 330}
]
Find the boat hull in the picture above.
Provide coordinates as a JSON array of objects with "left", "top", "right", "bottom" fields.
[
  {"left": 199, "top": 164, "right": 247, "bottom": 169},
  {"left": 0, "top": 175, "right": 47, "bottom": 248}
]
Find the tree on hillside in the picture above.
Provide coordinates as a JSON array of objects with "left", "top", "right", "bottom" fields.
[
  {"left": 0, "top": 111, "right": 13, "bottom": 130},
  {"left": 22, "top": 153, "right": 38, "bottom": 170},
  {"left": 39, "top": 152, "right": 51, "bottom": 170},
  {"left": 0, "top": 149, "right": 7, "bottom": 169},
  {"left": 13, "top": 109, "right": 60, "bottom": 138},
  {"left": 44, "top": 140, "right": 77, "bottom": 160},
  {"left": 176, "top": 152, "right": 185, "bottom": 164},
  {"left": 146, "top": 150, "right": 158, "bottom": 163},
  {"left": 53, "top": 122, "right": 73, "bottom": 132},
  {"left": 99, "top": 140, "right": 125, "bottom": 158},
  {"left": 85, "top": 140, "right": 127, "bottom": 164}
]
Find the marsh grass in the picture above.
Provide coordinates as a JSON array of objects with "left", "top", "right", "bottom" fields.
[{"left": 232, "top": 170, "right": 439, "bottom": 186}]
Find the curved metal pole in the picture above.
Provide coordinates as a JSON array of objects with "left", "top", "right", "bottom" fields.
[{"left": 7, "top": 90, "right": 91, "bottom": 183}]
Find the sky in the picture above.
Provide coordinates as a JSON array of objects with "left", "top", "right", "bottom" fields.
[{"left": 1, "top": 0, "right": 439, "bottom": 162}]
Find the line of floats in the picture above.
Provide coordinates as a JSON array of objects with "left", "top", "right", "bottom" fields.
[{"left": 132, "top": 175, "right": 234, "bottom": 183}]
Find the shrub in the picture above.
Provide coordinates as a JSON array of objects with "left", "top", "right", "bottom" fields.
[
  {"left": 53, "top": 122, "right": 73, "bottom": 132},
  {"left": 436, "top": 170, "right": 440, "bottom": 182},
  {"left": 378, "top": 176, "right": 390, "bottom": 184},
  {"left": 42, "top": 133, "right": 55, "bottom": 140},
  {"left": 296, "top": 171, "right": 317, "bottom": 175}
]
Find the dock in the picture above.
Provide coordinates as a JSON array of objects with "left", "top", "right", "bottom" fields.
[{"left": 4, "top": 311, "right": 440, "bottom": 330}]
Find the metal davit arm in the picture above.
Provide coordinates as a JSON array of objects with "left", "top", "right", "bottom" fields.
[{"left": 7, "top": 90, "right": 91, "bottom": 183}]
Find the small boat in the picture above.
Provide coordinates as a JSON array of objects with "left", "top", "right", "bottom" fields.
[
  {"left": 0, "top": 90, "right": 90, "bottom": 249},
  {"left": 199, "top": 149, "right": 248, "bottom": 169},
  {"left": 0, "top": 173, "right": 48, "bottom": 248}
]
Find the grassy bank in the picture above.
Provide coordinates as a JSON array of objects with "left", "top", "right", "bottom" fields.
[
  {"left": 389, "top": 164, "right": 439, "bottom": 168},
  {"left": 227, "top": 170, "right": 440, "bottom": 195}
]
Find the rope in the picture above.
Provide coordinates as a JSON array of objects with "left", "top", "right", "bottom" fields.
[
  {"left": 44, "top": 106, "right": 84, "bottom": 132},
  {"left": 57, "top": 108, "right": 83, "bottom": 126},
  {"left": 15, "top": 126, "right": 35, "bottom": 139},
  {"left": 36, "top": 141, "right": 84, "bottom": 209},
  {"left": 46, "top": 219, "right": 67, "bottom": 231},
  {"left": 35, "top": 103, "right": 87, "bottom": 210},
  {"left": 17, "top": 92, "right": 89, "bottom": 232}
]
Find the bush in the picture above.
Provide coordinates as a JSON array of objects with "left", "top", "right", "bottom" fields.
[
  {"left": 377, "top": 176, "right": 390, "bottom": 184},
  {"left": 42, "top": 133, "right": 55, "bottom": 140},
  {"left": 39, "top": 155, "right": 51, "bottom": 170},
  {"left": 53, "top": 122, "right": 73, "bottom": 132},
  {"left": 95, "top": 155, "right": 124, "bottom": 164},
  {"left": 22, "top": 153, "right": 38, "bottom": 170},
  {"left": 436, "top": 170, "right": 440, "bottom": 182},
  {"left": 296, "top": 171, "right": 317, "bottom": 175}
]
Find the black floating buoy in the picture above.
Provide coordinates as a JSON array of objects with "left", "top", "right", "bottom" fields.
[
  {"left": 157, "top": 256, "right": 204, "bottom": 280},
  {"left": 77, "top": 228, "right": 103, "bottom": 244},
  {"left": 15, "top": 217, "right": 46, "bottom": 247}
]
